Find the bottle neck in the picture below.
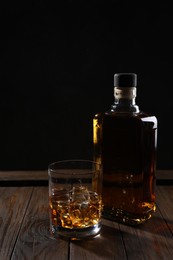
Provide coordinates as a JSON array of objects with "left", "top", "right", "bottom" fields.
[{"left": 112, "top": 87, "right": 139, "bottom": 113}]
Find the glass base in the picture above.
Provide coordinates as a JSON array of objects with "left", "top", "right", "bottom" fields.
[
  {"left": 102, "top": 208, "right": 155, "bottom": 226},
  {"left": 50, "top": 222, "right": 101, "bottom": 240}
]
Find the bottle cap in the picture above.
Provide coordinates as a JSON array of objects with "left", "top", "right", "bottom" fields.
[{"left": 114, "top": 73, "right": 137, "bottom": 87}]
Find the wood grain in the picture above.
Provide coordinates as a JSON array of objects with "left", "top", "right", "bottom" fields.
[
  {"left": 0, "top": 171, "right": 48, "bottom": 181},
  {"left": 1, "top": 175, "right": 173, "bottom": 259},
  {"left": 70, "top": 219, "right": 127, "bottom": 260},
  {"left": 0, "top": 170, "right": 173, "bottom": 184},
  {"left": 0, "top": 187, "right": 33, "bottom": 259},
  {"left": 156, "top": 186, "right": 173, "bottom": 234},
  {"left": 119, "top": 207, "right": 173, "bottom": 259},
  {"left": 11, "top": 187, "right": 69, "bottom": 260}
]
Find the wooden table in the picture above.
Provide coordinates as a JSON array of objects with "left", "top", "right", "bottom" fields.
[{"left": 0, "top": 170, "right": 173, "bottom": 259}]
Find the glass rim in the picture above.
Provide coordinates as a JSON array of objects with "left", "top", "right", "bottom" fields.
[{"left": 48, "top": 159, "right": 101, "bottom": 175}]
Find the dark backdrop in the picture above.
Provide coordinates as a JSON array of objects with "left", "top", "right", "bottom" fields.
[{"left": 0, "top": 1, "right": 172, "bottom": 170}]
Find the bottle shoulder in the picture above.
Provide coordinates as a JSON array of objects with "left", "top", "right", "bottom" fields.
[{"left": 94, "top": 110, "right": 157, "bottom": 125}]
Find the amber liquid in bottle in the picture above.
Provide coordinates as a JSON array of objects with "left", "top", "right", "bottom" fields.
[{"left": 93, "top": 73, "right": 157, "bottom": 225}]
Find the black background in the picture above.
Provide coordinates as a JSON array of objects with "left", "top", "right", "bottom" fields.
[{"left": 0, "top": 1, "right": 172, "bottom": 170}]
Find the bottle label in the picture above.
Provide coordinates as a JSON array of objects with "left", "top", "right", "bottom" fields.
[{"left": 114, "top": 87, "right": 136, "bottom": 99}]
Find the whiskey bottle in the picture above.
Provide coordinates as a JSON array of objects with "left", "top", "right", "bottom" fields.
[{"left": 93, "top": 73, "right": 157, "bottom": 225}]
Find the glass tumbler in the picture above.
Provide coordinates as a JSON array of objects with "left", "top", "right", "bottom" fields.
[{"left": 48, "top": 159, "right": 103, "bottom": 240}]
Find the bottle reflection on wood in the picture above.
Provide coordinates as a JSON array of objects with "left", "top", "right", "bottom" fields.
[{"left": 93, "top": 73, "right": 157, "bottom": 225}]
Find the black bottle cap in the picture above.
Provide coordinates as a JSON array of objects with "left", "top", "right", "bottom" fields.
[{"left": 114, "top": 73, "right": 137, "bottom": 87}]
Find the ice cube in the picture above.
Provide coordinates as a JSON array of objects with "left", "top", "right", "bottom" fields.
[{"left": 70, "top": 186, "right": 90, "bottom": 204}]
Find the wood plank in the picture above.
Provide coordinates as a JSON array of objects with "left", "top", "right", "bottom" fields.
[
  {"left": 0, "top": 187, "right": 33, "bottom": 260},
  {"left": 120, "top": 212, "right": 173, "bottom": 259},
  {"left": 156, "top": 170, "right": 173, "bottom": 180},
  {"left": 11, "top": 187, "right": 69, "bottom": 260},
  {"left": 156, "top": 185, "right": 173, "bottom": 234},
  {"left": 118, "top": 187, "right": 173, "bottom": 259},
  {"left": 0, "top": 170, "right": 173, "bottom": 183},
  {"left": 0, "top": 170, "right": 48, "bottom": 181},
  {"left": 70, "top": 185, "right": 173, "bottom": 260},
  {"left": 156, "top": 170, "right": 173, "bottom": 185},
  {"left": 0, "top": 171, "right": 48, "bottom": 186},
  {"left": 1, "top": 184, "right": 173, "bottom": 259},
  {"left": 70, "top": 219, "right": 127, "bottom": 260}
]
